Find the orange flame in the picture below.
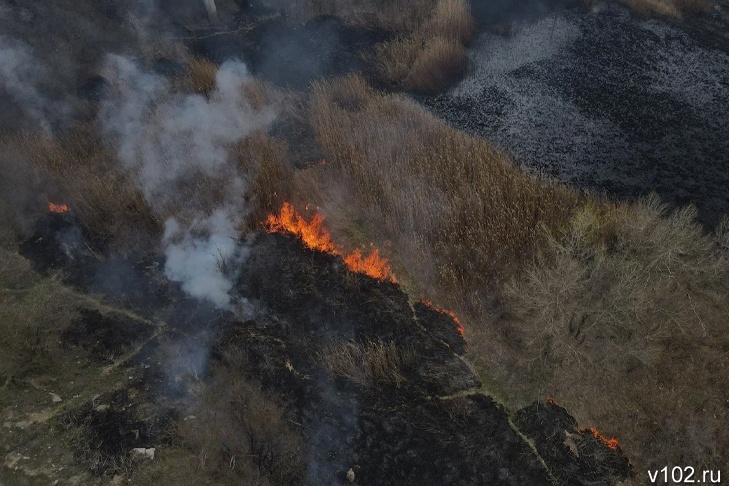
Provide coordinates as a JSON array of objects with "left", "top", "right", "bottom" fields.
[
  {"left": 546, "top": 396, "right": 560, "bottom": 407},
  {"left": 581, "top": 427, "right": 620, "bottom": 450},
  {"left": 418, "top": 300, "right": 465, "bottom": 336},
  {"left": 48, "top": 202, "right": 70, "bottom": 214},
  {"left": 264, "top": 202, "right": 395, "bottom": 282}
]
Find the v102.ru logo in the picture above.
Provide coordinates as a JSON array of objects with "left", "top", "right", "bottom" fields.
[{"left": 648, "top": 467, "right": 721, "bottom": 484}]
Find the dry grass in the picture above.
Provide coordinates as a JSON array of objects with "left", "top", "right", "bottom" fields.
[
  {"left": 178, "top": 57, "right": 219, "bottom": 97},
  {"left": 427, "top": 0, "right": 477, "bottom": 43},
  {"left": 308, "top": 75, "right": 580, "bottom": 296},
  {"left": 132, "top": 364, "right": 306, "bottom": 486},
  {"left": 303, "top": 74, "right": 729, "bottom": 477},
  {"left": 233, "top": 131, "right": 295, "bottom": 226},
  {"left": 268, "top": 0, "right": 475, "bottom": 94},
  {"left": 320, "top": 339, "right": 414, "bottom": 387},
  {"left": 2, "top": 126, "right": 161, "bottom": 252},
  {"left": 265, "top": 0, "right": 436, "bottom": 31},
  {"left": 616, "top": 0, "right": 711, "bottom": 17},
  {"left": 374, "top": 0, "right": 475, "bottom": 93},
  {"left": 468, "top": 197, "right": 729, "bottom": 476}
]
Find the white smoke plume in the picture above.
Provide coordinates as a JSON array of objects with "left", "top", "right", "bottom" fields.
[
  {"left": 99, "top": 54, "right": 275, "bottom": 308},
  {"left": 163, "top": 209, "right": 247, "bottom": 309}
]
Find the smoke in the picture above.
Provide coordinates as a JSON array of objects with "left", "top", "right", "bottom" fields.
[
  {"left": 163, "top": 209, "right": 248, "bottom": 309},
  {"left": 99, "top": 54, "right": 276, "bottom": 309},
  {"left": 0, "top": 35, "right": 70, "bottom": 132}
]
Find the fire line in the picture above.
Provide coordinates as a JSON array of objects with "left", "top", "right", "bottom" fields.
[
  {"left": 418, "top": 300, "right": 465, "bottom": 336},
  {"left": 264, "top": 202, "right": 396, "bottom": 283},
  {"left": 48, "top": 202, "right": 70, "bottom": 214},
  {"left": 581, "top": 427, "right": 620, "bottom": 450}
]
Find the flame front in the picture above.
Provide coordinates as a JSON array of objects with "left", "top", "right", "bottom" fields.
[
  {"left": 419, "top": 300, "right": 465, "bottom": 336},
  {"left": 581, "top": 427, "right": 620, "bottom": 450},
  {"left": 265, "top": 202, "right": 395, "bottom": 282},
  {"left": 48, "top": 202, "right": 70, "bottom": 214}
]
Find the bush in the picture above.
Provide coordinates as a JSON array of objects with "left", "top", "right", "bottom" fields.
[
  {"left": 178, "top": 57, "right": 219, "bottom": 97},
  {"left": 0, "top": 249, "right": 80, "bottom": 379},
  {"left": 132, "top": 363, "right": 306, "bottom": 486},
  {"left": 373, "top": 0, "right": 475, "bottom": 94},
  {"left": 469, "top": 197, "right": 729, "bottom": 475}
]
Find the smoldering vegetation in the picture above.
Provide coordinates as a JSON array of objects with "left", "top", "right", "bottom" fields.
[{"left": 0, "top": 0, "right": 728, "bottom": 484}]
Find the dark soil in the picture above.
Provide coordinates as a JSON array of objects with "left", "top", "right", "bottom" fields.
[
  {"left": 418, "top": 3, "right": 729, "bottom": 226},
  {"left": 212, "top": 232, "right": 632, "bottom": 485},
  {"left": 514, "top": 401, "right": 632, "bottom": 486},
  {"left": 59, "top": 388, "right": 175, "bottom": 476},
  {"left": 62, "top": 309, "right": 156, "bottom": 364}
]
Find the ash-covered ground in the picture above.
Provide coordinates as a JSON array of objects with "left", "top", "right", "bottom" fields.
[{"left": 418, "top": 3, "right": 729, "bottom": 224}]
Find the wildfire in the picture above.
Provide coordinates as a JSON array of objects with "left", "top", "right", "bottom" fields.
[
  {"left": 581, "top": 427, "right": 620, "bottom": 450},
  {"left": 546, "top": 396, "right": 560, "bottom": 407},
  {"left": 418, "top": 300, "right": 465, "bottom": 336},
  {"left": 264, "top": 202, "right": 395, "bottom": 282},
  {"left": 48, "top": 201, "right": 70, "bottom": 214}
]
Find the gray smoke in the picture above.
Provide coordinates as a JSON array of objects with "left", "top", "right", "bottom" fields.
[
  {"left": 99, "top": 54, "right": 276, "bottom": 309},
  {"left": 163, "top": 208, "right": 247, "bottom": 309},
  {"left": 0, "top": 35, "right": 70, "bottom": 132}
]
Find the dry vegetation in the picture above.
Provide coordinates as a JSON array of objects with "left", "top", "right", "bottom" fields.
[
  {"left": 132, "top": 359, "right": 305, "bottom": 486},
  {"left": 373, "top": 0, "right": 476, "bottom": 94},
  {"left": 299, "top": 74, "right": 729, "bottom": 477},
  {"left": 1, "top": 127, "right": 161, "bottom": 252},
  {"left": 177, "top": 57, "right": 220, "bottom": 96},
  {"left": 0, "top": 249, "right": 81, "bottom": 379},
  {"left": 617, "top": 0, "right": 711, "bottom": 17},
  {"left": 320, "top": 339, "right": 414, "bottom": 387},
  {"left": 468, "top": 198, "right": 729, "bottom": 476},
  {"left": 267, "top": 0, "right": 476, "bottom": 94},
  {"left": 265, "top": 0, "right": 436, "bottom": 31},
  {"left": 307, "top": 74, "right": 580, "bottom": 295}
]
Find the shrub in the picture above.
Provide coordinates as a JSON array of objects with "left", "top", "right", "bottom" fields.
[
  {"left": 179, "top": 57, "right": 218, "bottom": 97},
  {"left": 373, "top": 0, "right": 475, "bottom": 93},
  {"left": 427, "top": 0, "right": 476, "bottom": 44},
  {"left": 469, "top": 197, "right": 729, "bottom": 475},
  {"left": 0, "top": 249, "right": 80, "bottom": 378},
  {"left": 406, "top": 36, "right": 469, "bottom": 94},
  {"left": 132, "top": 364, "right": 306, "bottom": 486}
]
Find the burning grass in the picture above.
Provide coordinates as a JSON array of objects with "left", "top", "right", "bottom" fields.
[
  {"left": 264, "top": 202, "right": 396, "bottom": 282},
  {"left": 301, "top": 74, "right": 729, "bottom": 477},
  {"left": 1, "top": 126, "right": 161, "bottom": 251}
]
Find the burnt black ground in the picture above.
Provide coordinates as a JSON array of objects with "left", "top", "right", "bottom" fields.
[
  {"left": 220, "top": 232, "right": 632, "bottom": 485},
  {"left": 17, "top": 215, "right": 633, "bottom": 484},
  {"left": 417, "top": 2, "right": 729, "bottom": 225}
]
